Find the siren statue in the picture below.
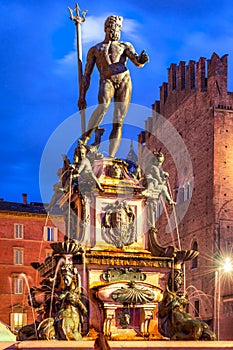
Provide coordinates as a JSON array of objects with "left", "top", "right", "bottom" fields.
[{"left": 158, "top": 269, "right": 216, "bottom": 340}]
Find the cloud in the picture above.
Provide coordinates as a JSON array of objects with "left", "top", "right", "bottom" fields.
[
  {"left": 2, "top": 0, "right": 233, "bottom": 203},
  {"left": 179, "top": 30, "right": 233, "bottom": 62},
  {"left": 82, "top": 15, "right": 106, "bottom": 44},
  {"left": 54, "top": 15, "right": 142, "bottom": 77},
  {"left": 53, "top": 15, "right": 105, "bottom": 76},
  {"left": 54, "top": 50, "right": 76, "bottom": 75},
  {"left": 122, "top": 18, "right": 141, "bottom": 42},
  {"left": 82, "top": 15, "right": 141, "bottom": 44}
]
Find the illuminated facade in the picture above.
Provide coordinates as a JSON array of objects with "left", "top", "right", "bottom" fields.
[
  {"left": 0, "top": 196, "right": 64, "bottom": 333},
  {"left": 139, "top": 53, "right": 233, "bottom": 340}
]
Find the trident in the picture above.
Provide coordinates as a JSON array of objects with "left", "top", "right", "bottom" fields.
[{"left": 68, "top": 3, "right": 87, "bottom": 135}]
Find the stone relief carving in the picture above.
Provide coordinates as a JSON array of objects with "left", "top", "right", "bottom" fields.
[
  {"left": 101, "top": 201, "right": 136, "bottom": 249},
  {"left": 112, "top": 281, "right": 155, "bottom": 304},
  {"left": 102, "top": 267, "right": 146, "bottom": 282}
]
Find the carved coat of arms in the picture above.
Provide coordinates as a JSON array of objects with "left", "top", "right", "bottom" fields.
[{"left": 101, "top": 200, "right": 136, "bottom": 249}]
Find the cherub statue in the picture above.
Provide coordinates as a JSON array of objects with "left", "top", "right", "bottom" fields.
[
  {"left": 72, "top": 141, "right": 104, "bottom": 193},
  {"left": 46, "top": 168, "right": 67, "bottom": 211},
  {"left": 143, "top": 151, "right": 175, "bottom": 205}
]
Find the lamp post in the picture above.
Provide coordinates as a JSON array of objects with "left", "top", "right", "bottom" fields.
[{"left": 213, "top": 256, "right": 232, "bottom": 340}]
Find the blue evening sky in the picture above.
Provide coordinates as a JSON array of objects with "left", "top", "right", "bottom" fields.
[{"left": 1, "top": 0, "right": 233, "bottom": 203}]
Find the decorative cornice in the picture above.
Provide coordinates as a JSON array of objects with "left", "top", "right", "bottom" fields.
[{"left": 85, "top": 250, "right": 172, "bottom": 268}]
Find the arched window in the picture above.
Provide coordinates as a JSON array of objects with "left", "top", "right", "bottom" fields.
[
  {"left": 177, "top": 186, "right": 185, "bottom": 203},
  {"left": 194, "top": 300, "right": 200, "bottom": 317},
  {"left": 186, "top": 182, "right": 192, "bottom": 200},
  {"left": 191, "top": 241, "right": 198, "bottom": 269}
]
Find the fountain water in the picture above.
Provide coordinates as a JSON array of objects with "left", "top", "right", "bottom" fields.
[
  {"left": 158, "top": 269, "right": 216, "bottom": 340},
  {"left": 14, "top": 10, "right": 218, "bottom": 347},
  {"left": 18, "top": 243, "right": 87, "bottom": 340},
  {"left": 16, "top": 145, "right": 216, "bottom": 345},
  {"left": 19, "top": 273, "right": 38, "bottom": 340},
  {"left": 48, "top": 257, "right": 65, "bottom": 319}
]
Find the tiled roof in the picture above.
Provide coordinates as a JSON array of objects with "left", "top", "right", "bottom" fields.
[{"left": 0, "top": 200, "right": 63, "bottom": 215}]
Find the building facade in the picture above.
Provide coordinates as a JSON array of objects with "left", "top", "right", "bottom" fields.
[
  {"left": 139, "top": 53, "right": 233, "bottom": 340},
  {"left": 0, "top": 195, "right": 64, "bottom": 333}
]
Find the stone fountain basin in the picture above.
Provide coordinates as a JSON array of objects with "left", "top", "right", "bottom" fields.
[{"left": 0, "top": 340, "right": 231, "bottom": 350}]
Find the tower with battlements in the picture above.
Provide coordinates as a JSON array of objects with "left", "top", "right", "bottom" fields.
[{"left": 140, "top": 53, "right": 233, "bottom": 340}]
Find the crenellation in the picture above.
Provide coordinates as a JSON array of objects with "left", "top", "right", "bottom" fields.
[
  {"left": 196, "top": 57, "right": 207, "bottom": 91},
  {"left": 145, "top": 117, "right": 153, "bottom": 133},
  {"left": 152, "top": 100, "right": 160, "bottom": 113},
  {"left": 178, "top": 61, "right": 186, "bottom": 91},
  {"left": 168, "top": 63, "right": 177, "bottom": 91},
  {"left": 216, "top": 104, "right": 233, "bottom": 111},
  {"left": 208, "top": 53, "right": 228, "bottom": 78},
  {"left": 207, "top": 53, "right": 228, "bottom": 98},
  {"left": 156, "top": 53, "right": 230, "bottom": 117},
  {"left": 140, "top": 51, "right": 233, "bottom": 341},
  {"left": 160, "top": 82, "right": 168, "bottom": 104},
  {"left": 186, "top": 60, "right": 196, "bottom": 91}
]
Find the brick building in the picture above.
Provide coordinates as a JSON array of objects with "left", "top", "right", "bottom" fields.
[
  {"left": 0, "top": 195, "right": 64, "bottom": 333},
  {"left": 139, "top": 52, "right": 233, "bottom": 340}
]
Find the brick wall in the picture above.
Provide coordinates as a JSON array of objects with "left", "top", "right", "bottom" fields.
[
  {"left": 140, "top": 53, "right": 233, "bottom": 340},
  {"left": 0, "top": 209, "right": 64, "bottom": 330}
]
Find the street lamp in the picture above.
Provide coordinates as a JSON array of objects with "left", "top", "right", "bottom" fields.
[
  {"left": 214, "top": 256, "right": 233, "bottom": 340},
  {"left": 223, "top": 257, "right": 232, "bottom": 273}
]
